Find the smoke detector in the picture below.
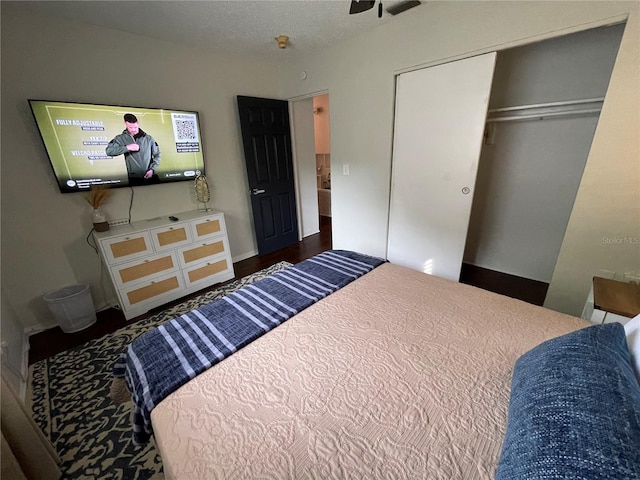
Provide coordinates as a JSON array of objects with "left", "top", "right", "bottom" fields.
[{"left": 275, "top": 35, "right": 289, "bottom": 49}]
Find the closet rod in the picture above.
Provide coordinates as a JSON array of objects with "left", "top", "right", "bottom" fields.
[
  {"left": 488, "top": 97, "right": 604, "bottom": 114},
  {"left": 486, "top": 97, "right": 603, "bottom": 123},
  {"left": 486, "top": 108, "right": 601, "bottom": 123}
]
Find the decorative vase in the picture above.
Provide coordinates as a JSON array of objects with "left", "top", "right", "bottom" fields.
[
  {"left": 195, "top": 171, "right": 212, "bottom": 211},
  {"left": 92, "top": 208, "right": 109, "bottom": 232}
]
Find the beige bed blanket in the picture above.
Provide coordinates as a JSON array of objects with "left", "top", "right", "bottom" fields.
[{"left": 152, "top": 263, "right": 588, "bottom": 479}]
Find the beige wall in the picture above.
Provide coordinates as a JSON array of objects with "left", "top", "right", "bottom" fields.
[
  {"left": 279, "top": 1, "right": 639, "bottom": 316},
  {"left": 1, "top": 4, "right": 281, "bottom": 330}
]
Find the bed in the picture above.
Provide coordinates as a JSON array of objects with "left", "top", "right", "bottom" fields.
[{"left": 113, "top": 250, "right": 640, "bottom": 479}]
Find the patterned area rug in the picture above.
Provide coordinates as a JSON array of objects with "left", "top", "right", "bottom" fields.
[{"left": 28, "top": 262, "right": 292, "bottom": 480}]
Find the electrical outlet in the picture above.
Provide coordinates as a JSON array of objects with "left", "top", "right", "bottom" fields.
[{"left": 108, "top": 219, "right": 130, "bottom": 227}]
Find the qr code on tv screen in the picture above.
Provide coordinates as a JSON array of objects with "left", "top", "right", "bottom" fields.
[{"left": 171, "top": 112, "right": 200, "bottom": 142}]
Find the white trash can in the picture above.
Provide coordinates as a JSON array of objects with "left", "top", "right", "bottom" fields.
[{"left": 43, "top": 284, "right": 97, "bottom": 333}]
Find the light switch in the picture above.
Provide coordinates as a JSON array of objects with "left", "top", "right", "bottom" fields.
[{"left": 343, "top": 164, "right": 350, "bottom": 176}]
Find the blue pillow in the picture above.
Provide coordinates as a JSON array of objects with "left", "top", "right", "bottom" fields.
[{"left": 496, "top": 323, "right": 640, "bottom": 480}]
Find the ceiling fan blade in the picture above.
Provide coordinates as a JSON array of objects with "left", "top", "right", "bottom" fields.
[{"left": 349, "top": 0, "right": 376, "bottom": 14}]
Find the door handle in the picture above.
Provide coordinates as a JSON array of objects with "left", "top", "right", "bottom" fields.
[{"left": 251, "top": 188, "right": 266, "bottom": 195}]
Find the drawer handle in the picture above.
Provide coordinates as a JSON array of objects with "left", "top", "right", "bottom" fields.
[{"left": 169, "top": 227, "right": 174, "bottom": 230}]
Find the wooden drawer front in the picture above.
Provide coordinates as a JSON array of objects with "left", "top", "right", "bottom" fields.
[
  {"left": 185, "top": 258, "right": 229, "bottom": 285},
  {"left": 102, "top": 232, "right": 152, "bottom": 264},
  {"left": 191, "top": 215, "right": 225, "bottom": 241},
  {"left": 179, "top": 238, "right": 227, "bottom": 267},
  {"left": 151, "top": 224, "right": 192, "bottom": 251},
  {"left": 124, "top": 273, "right": 183, "bottom": 307},
  {"left": 112, "top": 253, "right": 178, "bottom": 288}
]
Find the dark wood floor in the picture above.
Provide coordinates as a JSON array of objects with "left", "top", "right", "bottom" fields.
[
  {"left": 460, "top": 263, "right": 549, "bottom": 306},
  {"left": 29, "top": 215, "right": 548, "bottom": 365}
]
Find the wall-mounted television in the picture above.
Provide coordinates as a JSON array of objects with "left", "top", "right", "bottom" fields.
[{"left": 29, "top": 100, "right": 205, "bottom": 192}]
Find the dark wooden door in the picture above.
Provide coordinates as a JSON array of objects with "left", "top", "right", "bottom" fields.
[{"left": 237, "top": 96, "right": 299, "bottom": 255}]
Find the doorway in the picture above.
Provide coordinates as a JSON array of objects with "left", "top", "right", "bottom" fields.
[
  {"left": 290, "top": 92, "right": 332, "bottom": 241},
  {"left": 237, "top": 96, "right": 299, "bottom": 256}
]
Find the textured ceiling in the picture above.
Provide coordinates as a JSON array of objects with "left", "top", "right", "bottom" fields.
[{"left": 14, "top": 0, "right": 418, "bottom": 62}]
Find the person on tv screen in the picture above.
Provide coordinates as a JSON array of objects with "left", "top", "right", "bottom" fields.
[{"left": 106, "top": 113, "right": 161, "bottom": 185}]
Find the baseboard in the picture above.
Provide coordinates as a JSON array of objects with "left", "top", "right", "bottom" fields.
[
  {"left": 232, "top": 249, "right": 258, "bottom": 264},
  {"left": 95, "top": 301, "right": 120, "bottom": 312},
  {"left": 24, "top": 324, "right": 50, "bottom": 336}
]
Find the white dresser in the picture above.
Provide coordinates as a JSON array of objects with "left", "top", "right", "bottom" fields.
[{"left": 94, "top": 210, "right": 235, "bottom": 320}]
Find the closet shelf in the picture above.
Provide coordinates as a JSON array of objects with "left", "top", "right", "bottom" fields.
[{"left": 486, "top": 97, "right": 604, "bottom": 123}]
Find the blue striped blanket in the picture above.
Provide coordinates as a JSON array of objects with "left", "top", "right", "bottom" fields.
[{"left": 113, "top": 250, "right": 384, "bottom": 445}]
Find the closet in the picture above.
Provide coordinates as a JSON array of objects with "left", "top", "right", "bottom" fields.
[{"left": 388, "top": 23, "right": 625, "bottom": 288}]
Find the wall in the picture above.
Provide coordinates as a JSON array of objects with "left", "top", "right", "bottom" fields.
[
  {"left": 279, "top": 1, "right": 639, "bottom": 316},
  {"left": 464, "top": 24, "right": 625, "bottom": 282},
  {"left": 466, "top": 116, "right": 599, "bottom": 282},
  {"left": 1, "top": 4, "right": 281, "bottom": 331}
]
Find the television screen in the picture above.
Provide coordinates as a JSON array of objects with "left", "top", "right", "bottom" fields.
[{"left": 29, "top": 100, "right": 205, "bottom": 192}]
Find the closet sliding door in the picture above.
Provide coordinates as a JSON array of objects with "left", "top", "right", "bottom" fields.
[{"left": 388, "top": 53, "right": 496, "bottom": 281}]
